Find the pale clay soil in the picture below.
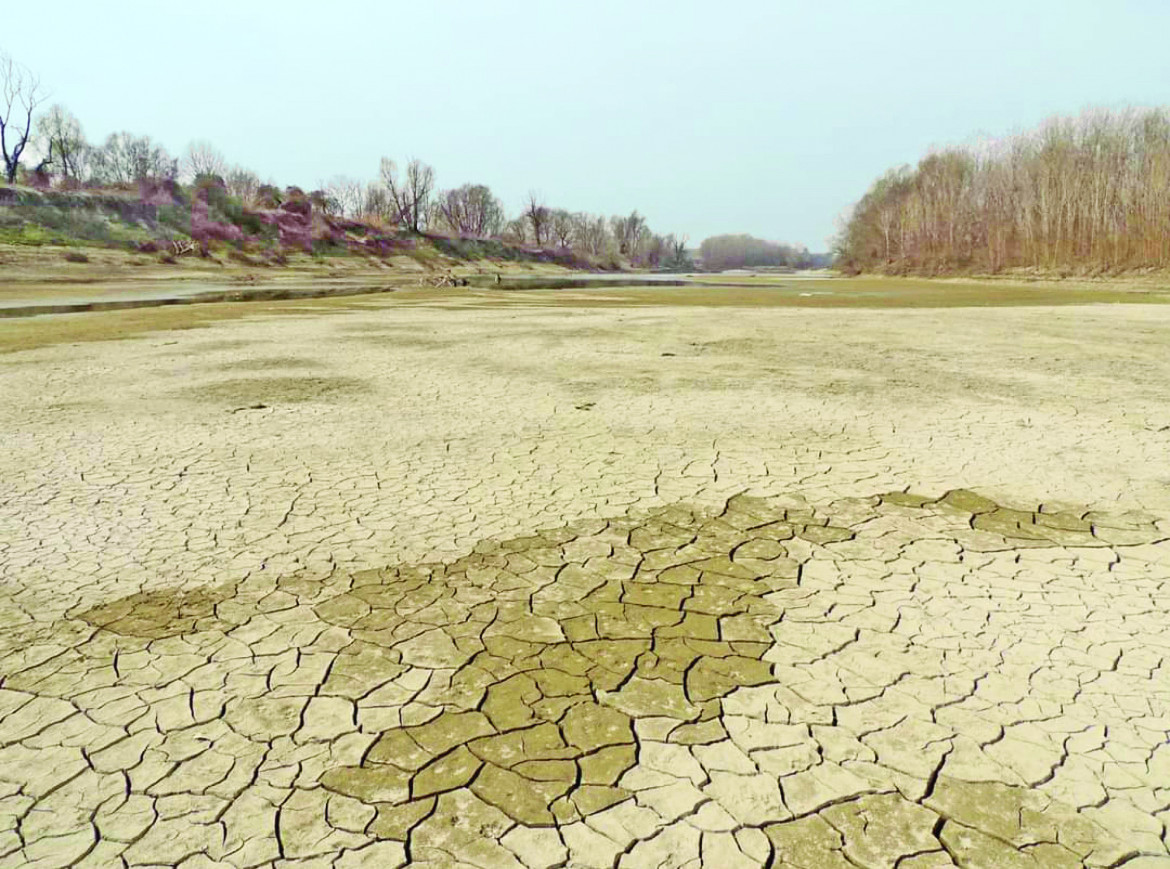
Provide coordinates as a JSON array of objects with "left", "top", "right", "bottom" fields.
[{"left": 1, "top": 295, "right": 1169, "bottom": 868}]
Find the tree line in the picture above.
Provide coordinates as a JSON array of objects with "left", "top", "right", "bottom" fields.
[
  {"left": 0, "top": 48, "right": 699, "bottom": 269},
  {"left": 835, "top": 107, "right": 1170, "bottom": 274},
  {"left": 698, "top": 234, "right": 816, "bottom": 271},
  {"left": 328, "top": 163, "right": 693, "bottom": 268}
]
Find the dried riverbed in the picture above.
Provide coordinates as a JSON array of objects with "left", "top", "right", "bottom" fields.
[{"left": 1, "top": 283, "right": 1168, "bottom": 867}]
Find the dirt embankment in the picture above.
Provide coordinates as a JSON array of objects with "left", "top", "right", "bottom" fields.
[{"left": 0, "top": 183, "right": 608, "bottom": 282}]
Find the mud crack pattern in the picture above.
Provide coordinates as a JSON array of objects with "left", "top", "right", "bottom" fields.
[
  {"left": 4, "top": 301, "right": 1170, "bottom": 868},
  {"left": 0, "top": 491, "right": 1164, "bottom": 868}
]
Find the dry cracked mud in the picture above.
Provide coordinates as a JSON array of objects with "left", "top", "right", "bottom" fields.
[{"left": 2, "top": 296, "right": 1170, "bottom": 868}]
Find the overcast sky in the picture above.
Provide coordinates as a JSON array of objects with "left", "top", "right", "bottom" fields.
[{"left": 7, "top": 0, "right": 1170, "bottom": 249}]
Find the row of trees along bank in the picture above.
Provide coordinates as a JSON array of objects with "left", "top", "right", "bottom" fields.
[
  {"left": 835, "top": 108, "right": 1170, "bottom": 275},
  {"left": 0, "top": 48, "right": 696, "bottom": 268}
]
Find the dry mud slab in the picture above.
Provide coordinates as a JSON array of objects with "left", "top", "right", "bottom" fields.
[{"left": 1, "top": 291, "right": 1169, "bottom": 867}]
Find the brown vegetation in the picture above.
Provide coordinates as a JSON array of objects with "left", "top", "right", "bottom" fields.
[
  {"left": 836, "top": 108, "right": 1170, "bottom": 275},
  {"left": 698, "top": 234, "right": 815, "bottom": 271}
]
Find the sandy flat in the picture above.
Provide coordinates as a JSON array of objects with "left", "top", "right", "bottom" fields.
[{"left": 0, "top": 290, "right": 1168, "bottom": 867}]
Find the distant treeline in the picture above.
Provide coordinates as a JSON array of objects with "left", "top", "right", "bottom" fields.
[
  {"left": 1, "top": 47, "right": 831, "bottom": 269},
  {"left": 698, "top": 234, "right": 820, "bottom": 271},
  {"left": 835, "top": 108, "right": 1170, "bottom": 274},
  {"left": 1, "top": 50, "right": 714, "bottom": 268},
  {"left": 19, "top": 118, "right": 694, "bottom": 267},
  {"left": 320, "top": 167, "right": 696, "bottom": 269}
]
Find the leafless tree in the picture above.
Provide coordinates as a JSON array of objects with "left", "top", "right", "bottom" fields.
[
  {"left": 34, "top": 104, "right": 87, "bottom": 180},
  {"left": 836, "top": 107, "right": 1170, "bottom": 273},
  {"left": 91, "top": 132, "right": 177, "bottom": 184},
  {"left": 379, "top": 157, "right": 435, "bottom": 232},
  {"left": 502, "top": 217, "right": 528, "bottom": 244},
  {"left": 324, "top": 175, "right": 365, "bottom": 218},
  {"left": 524, "top": 192, "right": 550, "bottom": 246},
  {"left": 548, "top": 209, "right": 574, "bottom": 248},
  {"left": 610, "top": 211, "right": 648, "bottom": 260},
  {"left": 434, "top": 184, "right": 505, "bottom": 237},
  {"left": 225, "top": 166, "right": 260, "bottom": 205},
  {"left": 643, "top": 233, "right": 670, "bottom": 268},
  {"left": 698, "top": 234, "right": 803, "bottom": 271},
  {"left": 183, "top": 139, "right": 227, "bottom": 181},
  {"left": 666, "top": 234, "right": 691, "bottom": 269},
  {"left": 363, "top": 183, "right": 395, "bottom": 223},
  {"left": 570, "top": 212, "right": 611, "bottom": 255},
  {"left": 1, "top": 51, "right": 47, "bottom": 183}
]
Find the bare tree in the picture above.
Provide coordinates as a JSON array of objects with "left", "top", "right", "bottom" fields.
[
  {"left": 836, "top": 107, "right": 1170, "bottom": 273},
  {"left": 363, "top": 183, "right": 395, "bottom": 223},
  {"left": 225, "top": 166, "right": 260, "bottom": 205},
  {"left": 698, "top": 234, "right": 801, "bottom": 271},
  {"left": 34, "top": 104, "right": 86, "bottom": 180},
  {"left": 643, "top": 233, "right": 669, "bottom": 268},
  {"left": 1, "top": 51, "right": 47, "bottom": 183},
  {"left": 570, "top": 212, "right": 611, "bottom": 255},
  {"left": 379, "top": 157, "right": 434, "bottom": 232},
  {"left": 91, "top": 132, "right": 177, "bottom": 184},
  {"left": 665, "top": 234, "right": 691, "bottom": 269},
  {"left": 324, "top": 175, "right": 365, "bottom": 218},
  {"left": 434, "top": 184, "right": 505, "bottom": 237},
  {"left": 502, "top": 217, "right": 528, "bottom": 244},
  {"left": 610, "top": 210, "right": 648, "bottom": 260},
  {"left": 524, "top": 192, "right": 550, "bottom": 246},
  {"left": 183, "top": 139, "right": 227, "bottom": 181},
  {"left": 549, "top": 209, "right": 574, "bottom": 248}
]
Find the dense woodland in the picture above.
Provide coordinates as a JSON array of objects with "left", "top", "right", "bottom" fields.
[{"left": 835, "top": 108, "right": 1170, "bottom": 274}]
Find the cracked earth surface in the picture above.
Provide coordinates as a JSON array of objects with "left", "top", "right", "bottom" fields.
[{"left": 1, "top": 297, "right": 1170, "bottom": 867}]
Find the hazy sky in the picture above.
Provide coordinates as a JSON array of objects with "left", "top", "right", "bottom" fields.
[{"left": 8, "top": 0, "right": 1170, "bottom": 249}]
